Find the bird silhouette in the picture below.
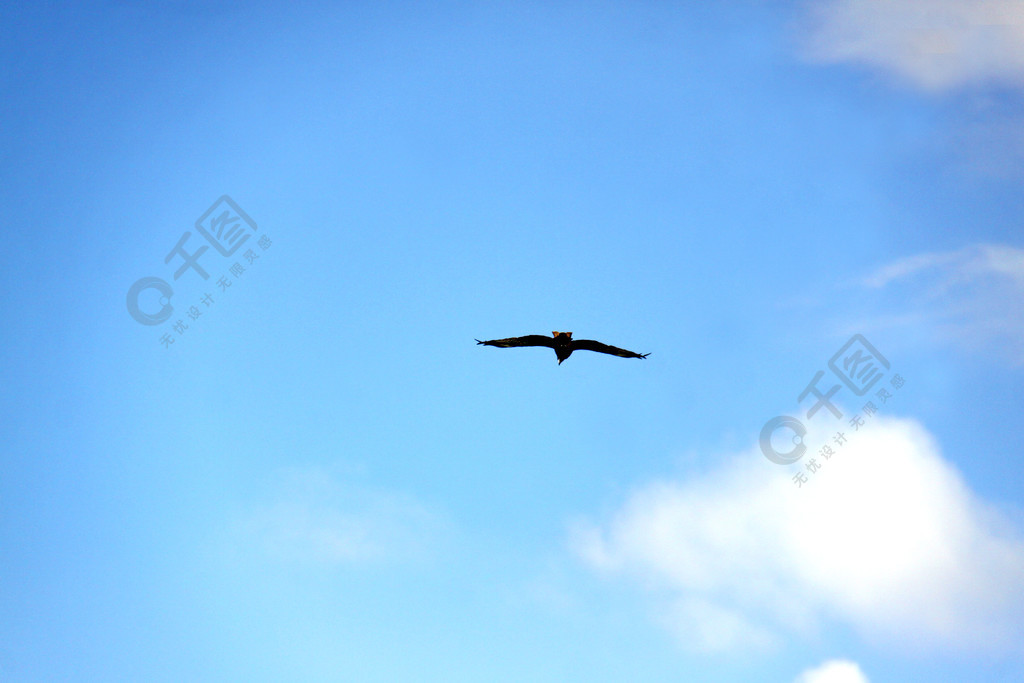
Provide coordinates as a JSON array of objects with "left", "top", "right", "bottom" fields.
[{"left": 476, "top": 331, "right": 649, "bottom": 364}]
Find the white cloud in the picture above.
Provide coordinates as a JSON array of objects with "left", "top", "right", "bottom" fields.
[
  {"left": 234, "top": 466, "right": 444, "bottom": 565},
  {"left": 803, "top": 0, "right": 1024, "bottom": 91},
  {"left": 795, "top": 659, "right": 870, "bottom": 683},
  {"left": 863, "top": 243, "right": 1024, "bottom": 289},
  {"left": 572, "top": 416, "right": 1024, "bottom": 654},
  {"left": 858, "top": 243, "right": 1024, "bottom": 365}
]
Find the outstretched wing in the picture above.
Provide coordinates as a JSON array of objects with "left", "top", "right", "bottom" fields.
[
  {"left": 476, "top": 335, "right": 556, "bottom": 349},
  {"left": 571, "top": 338, "right": 649, "bottom": 359}
]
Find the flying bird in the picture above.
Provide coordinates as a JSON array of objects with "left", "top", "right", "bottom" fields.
[{"left": 476, "top": 331, "right": 649, "bottom": 365}]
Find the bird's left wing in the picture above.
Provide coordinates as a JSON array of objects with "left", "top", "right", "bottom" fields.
[
  {"left": 476, "top": 335, "right": 556, "bottom": 349},
  {"left": 572, "top": 339, "right": 649, "bottom": 359}
]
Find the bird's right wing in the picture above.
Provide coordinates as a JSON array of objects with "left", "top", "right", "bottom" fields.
[
  {"left": 476, "top": 335, "right": 556, "bottom": 349},
  {"left": 572, "top": 339, "right": 650, "bottom": 359}
]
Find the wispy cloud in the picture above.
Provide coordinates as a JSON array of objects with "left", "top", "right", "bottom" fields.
[
  {"left": 802, "top": 0, "right": 1024, "bottom": 92},
  {"left": 658, "top": 597, "right": 780, "bottom": 654},
  {"left": 857, "top": 243, "right": 1024, "bottom": 365},
  {"left": 794, "top": 659, "right": 870, "bottom": 683},
  {"left": 863, "top": 243, "right": 1024, "bottom": 288},
  {"left": 232, "top": 466, "right": 446, "bottom": 565},
  {"left": 571, "top": 416, "right": 1024, "bottom": 654}
]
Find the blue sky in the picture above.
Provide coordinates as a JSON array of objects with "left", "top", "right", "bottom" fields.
[{"left": 2, "top": 1, "right": 1024, "bottom": 681}]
